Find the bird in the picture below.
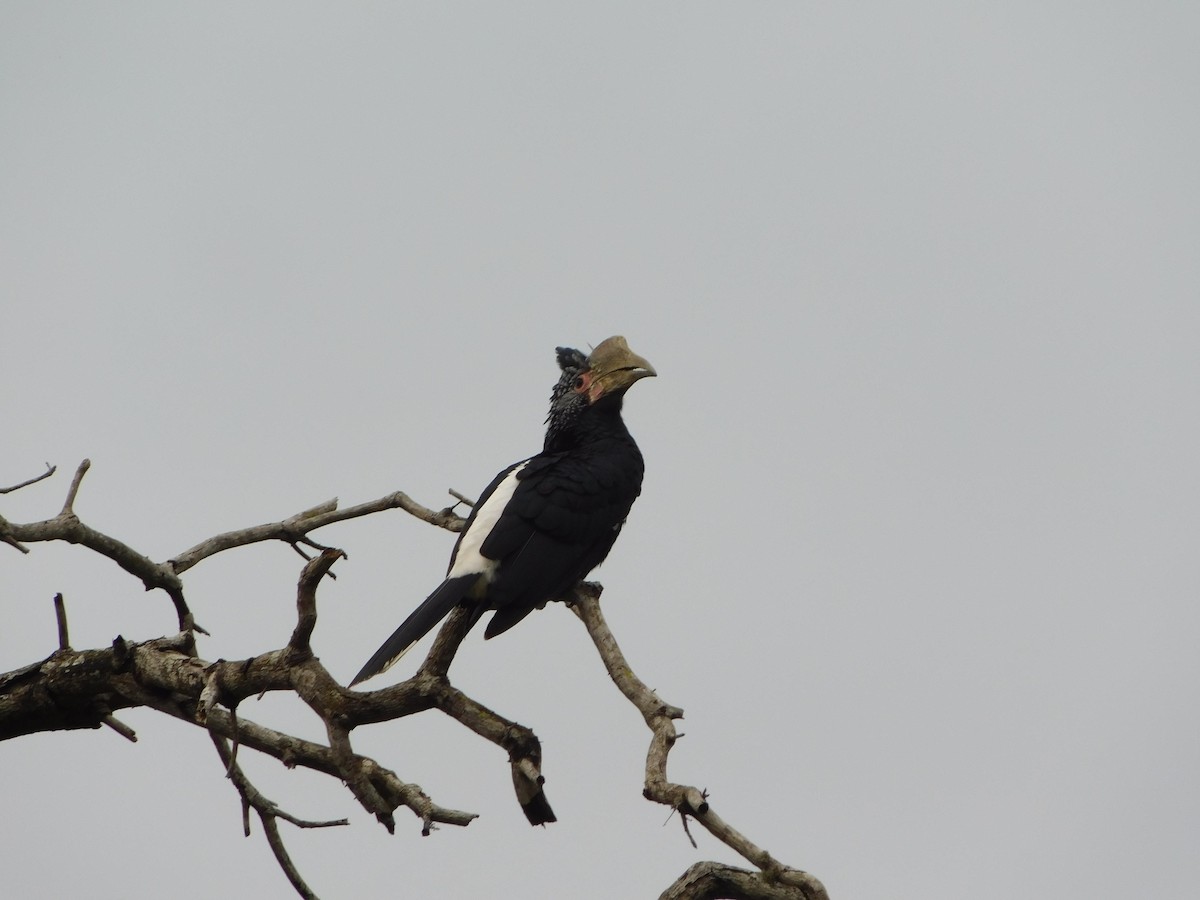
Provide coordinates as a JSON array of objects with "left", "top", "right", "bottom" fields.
[{"left": 351, "top": 336, "right": 655, "bottom": 689}]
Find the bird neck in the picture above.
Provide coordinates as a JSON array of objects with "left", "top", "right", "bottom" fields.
[{"left": 544, "top": 393, "right": 632, "bottom": 453}]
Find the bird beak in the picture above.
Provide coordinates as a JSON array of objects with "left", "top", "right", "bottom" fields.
[{"left": 585, "top": 336, "right": 656, "bottom": 401}]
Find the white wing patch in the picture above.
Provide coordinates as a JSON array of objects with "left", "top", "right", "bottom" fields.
[{"left": 447, "top": 461, "right": 529, "bottom": 582}]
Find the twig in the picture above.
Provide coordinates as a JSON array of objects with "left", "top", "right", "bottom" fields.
[
  {"left": 53, "top": 593, "right": 70, "bottom": 650},
  {"left": 210, "top": 732, "right": 345, "bottom": 900},
  {"left": 289, "top": 548, "right": 344, "bottom": 654},
  {"left": 0, "top": 463, "right": 56, "bottom": 494},
  {"left": 680, "top": 811, "right": 698, "bottom": 849},
  {"left": 0, "top": 465, "right": 60, "bottom": 553},
  {"left": 59, "top": 459, "right": 90, "bottom": 516},
  {"left": 169, "top": 491, "right": 466, "bottom": 574},
  {"left": 447, "top": 488, "right": 476, "bottom": 508},
  {"left": 0, "top": 532, "right": 29, "bottom": 553},
  {"left": 101, "top": 715, "right": 138, "bottom": 742},
  {"left": 260, "top": 814, "right": 319, "bottom": 900},
  {"left": 0, "top": 461, "right": 194, "bottom": 631}
]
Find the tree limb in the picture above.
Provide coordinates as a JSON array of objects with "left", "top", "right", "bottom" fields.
[
  {"left": 211, "top": 732, "right": 347, "bottom": 900},
  {"left": 569, "top": 584, "right": 829, "bottom": 900},
  {"left": 169, "top": 491, "right": 466, "bottom": 574},
  {"left": 660, "top": 862, "right": 820, "bottom": 900},
  {"left": 2, "top": 460, "right": 825, "bottom": 898},
  {"left": 0, "top": 460, "right": 468, "bottom": 633}
]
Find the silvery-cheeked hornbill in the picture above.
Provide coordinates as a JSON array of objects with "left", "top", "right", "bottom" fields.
[{"left": 351, "top": 334, "right": 655, "bottom": 694}]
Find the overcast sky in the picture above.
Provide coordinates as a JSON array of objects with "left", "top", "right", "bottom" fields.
[{"left": 3, "top": 4, "right": 1198, "bottom": 899}]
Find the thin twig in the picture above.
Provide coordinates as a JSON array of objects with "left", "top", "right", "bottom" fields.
[
  {"left": 210, "top": 733, "right": 345, "bottom": 900},
  {"left": 447, "top": 488, "right": 476, "bottom": 508},
  {"left": 260, "top": 814, "right": 320, "bottom": 900},
  {"left": 0, "top": 532, "right": 29, "bottom": 553},
  {"left": 680, "top": 812, "right": 698, "bottom": 849},
  {"left": 0, "top": 463, "right": 56, "bottom": 494},
  {"left": 101, "top": 715, "right": 138, "bottom": 742}
]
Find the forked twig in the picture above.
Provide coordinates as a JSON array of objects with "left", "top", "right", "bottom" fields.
[{"left": 211, "top": 733, "right": 346, "bottom": 900}]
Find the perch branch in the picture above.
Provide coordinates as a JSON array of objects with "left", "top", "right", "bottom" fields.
[
  {"left": 569, "top": 584, "right": 828, "bottom": 900},
  {"left": 2, "top": 460, "right": 825, "bottom": 897}
]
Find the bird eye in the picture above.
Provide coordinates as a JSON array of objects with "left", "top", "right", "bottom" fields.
[{"left": 572, "top": 374, "right": 586, "bottom": 392}]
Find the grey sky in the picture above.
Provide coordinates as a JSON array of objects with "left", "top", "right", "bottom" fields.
[{"left": 3, "top": 4, "right": 1197, "bottom": 898}]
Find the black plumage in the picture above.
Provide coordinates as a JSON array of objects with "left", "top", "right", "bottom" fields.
[{"left": 351, "top": 336, "right": 655, "bottom": 689}]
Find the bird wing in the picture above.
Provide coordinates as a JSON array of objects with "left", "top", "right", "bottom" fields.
[
  {"left": 350, "top": 463, "right": 530, "bottom": 687},
  {"left": 478, "top": 447, "right": 642, "bottom": 637}
]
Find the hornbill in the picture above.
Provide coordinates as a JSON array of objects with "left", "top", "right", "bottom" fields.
[{"left": 351, "top": 335, "right": 655, "bottom": 689}]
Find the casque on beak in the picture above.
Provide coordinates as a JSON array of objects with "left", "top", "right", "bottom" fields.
[{"left": 583, "top": 336, "right": 656, "bottom": 402}]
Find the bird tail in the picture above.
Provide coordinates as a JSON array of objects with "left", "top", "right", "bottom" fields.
[
  {"left": 351, "top": 574, "right": 480, "bottom": 686},
  {"left": 519, "top": 786, "right": 557, "bottom": 826}
]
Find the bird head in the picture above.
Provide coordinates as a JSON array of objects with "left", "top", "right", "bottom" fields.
[
  {"left": 571, "top": 336, "right": 657, "bottom": 406},
  {"left": 544, "top": 337, "right": 655, "bottom": 449}
]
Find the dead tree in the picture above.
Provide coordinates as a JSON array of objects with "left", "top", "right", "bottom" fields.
[{"left": 0, "top": 460, "right": 827, "bottom": 900}]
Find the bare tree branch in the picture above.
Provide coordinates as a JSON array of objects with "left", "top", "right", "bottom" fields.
[
  {"left": 0, "top": 462, "right": 56, "bottom": 495},
  {"left": 0, "top": 463, "right": 57, "bottom": 552},
  {"left": 0, "top": 461, "right": 196, "bottom": 631},
  {"left": 291, "top": 548, "right": 345, "bottom": 653},
  {"left": 101, "top": 714, "right": 137, "bottom": 742},
  {"left": 59, "top": 458, "right": 90, "bottom": 515},
  {"left": 169, "top": 491, "right": 466, "bottom": 574},
  {"left": 569, "top": 584, "right": 829, "bottom": 900},
  {"left": 1, "top": 460, "right": 825, "bottom": 898},
  {"left": 1, "top": 461, "right": 468, "bottom": 635},
  {"left": 211, "top": 732, "right": 347, "bottom": 900}
]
